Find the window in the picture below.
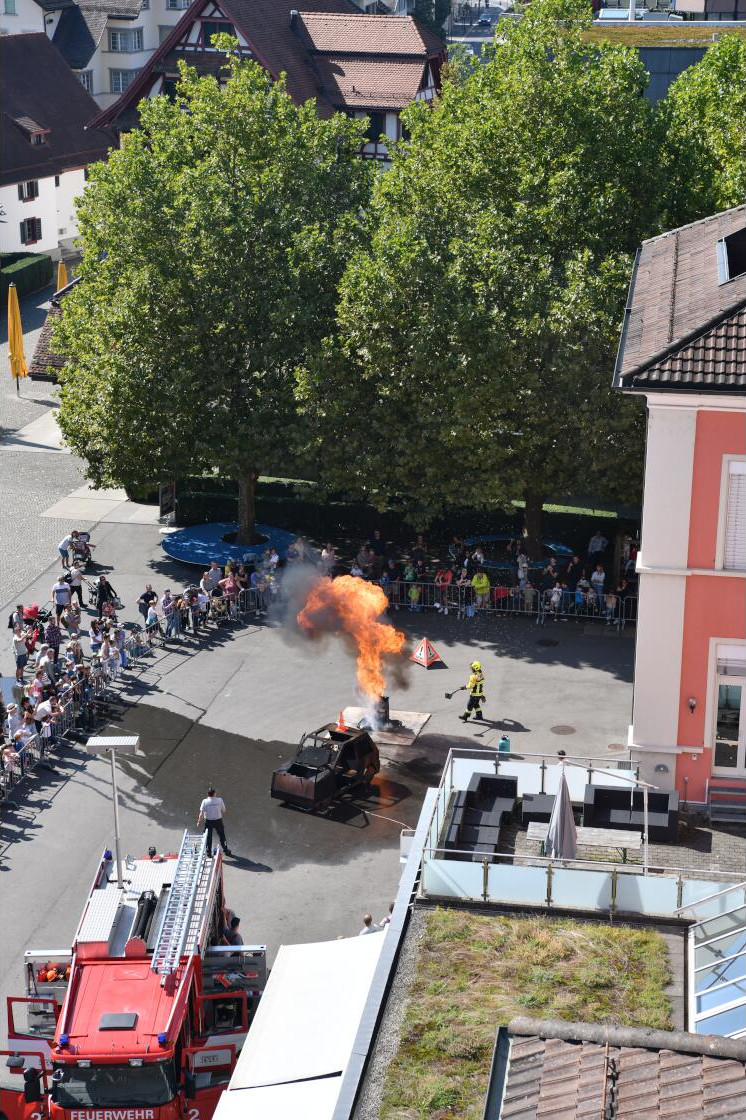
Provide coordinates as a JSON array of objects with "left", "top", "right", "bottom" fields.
[
  {"left": 202, "top": 20, "right": 233, "bottom": 44},
  {"left": 17, "top": 180, "right": 38, "bottom": 202},
  {"left": 159, "top": 24, "right": 172, "bottom": 43},
  {"left": 364, "top": 112, "right": 385, "bottom": 144},
  {"left": 141, "top": 0, "right": 149, "bottom": 7},
  {"left": 30, "top": 132, "right": 45, "bottom": 146},
  {"left": 4, "top": 0, "right": 17, "bottom": 15},
  {"left": 110, "top": 69, "right": 140, "bottom": 94},
  {"left": 55, "top": 175, "right": 60, "bottom": 187},
  {"left": 109, "top": 28, "right": 143, "bottom": 51},
  {"left": 723, "top": 461, "right": 746, "bottom": 571},
  {"left": 717, "top": 227, "right": 746, "bottom": 285},
  {"left": 166, "top": 0, "right": 191, "bottom": 8},
  {"left": 19, "top": 217, "right": 42, "bottom": 245},
  {"left": 78, "top": 69, "right": 93, "bottom": 93}
]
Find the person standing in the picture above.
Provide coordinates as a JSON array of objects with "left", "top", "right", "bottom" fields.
[
  {"left": 12, "top": 627, "right": 28, "bottom": 683},
  {"left": 359, "top": 914, "right": 381, "bottom": 936},
  {"left": 460, "top": 660, "right": 486, "bottom": 722},
  {"left": 51, "top": 575, "right": 72, "bottom": 620},
  {"left": 587, "top": 530, "right": 608, "bottom": 565},
  {"left": 590, "top": 563, "right": 606, "bottom": 611},
  {"left": 137, "top": 584, "right": 158, "bottom": 624},
  {"left": 57, "top": 533, "right": 74, "bottom": 569},
  {"left": 198, "top": 786, "right": 232, "bottom": 857},
  {"left": 67, "top": 563, "right": 85, "bottom": 608}
]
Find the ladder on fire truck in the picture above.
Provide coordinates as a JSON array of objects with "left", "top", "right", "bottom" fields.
[{"left": 151, "top": 831, "right": 212, "bottom": 977}]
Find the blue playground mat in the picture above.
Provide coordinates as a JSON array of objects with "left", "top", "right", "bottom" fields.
[{"left": 161, "top": 521, "right": 297, "bottom": 568}]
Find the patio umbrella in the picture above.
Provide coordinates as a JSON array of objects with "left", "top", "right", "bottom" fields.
[
  {"left": 56, "top": 260, "right": 68, "bottom": 291},
  {"left": 7, "top": 282, "right": 27, "bottom": 395},
  {"left": 546, "top": 762, "right": 577, "bottom": 861}
]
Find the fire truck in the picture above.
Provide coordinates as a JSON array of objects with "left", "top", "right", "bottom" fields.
[{"left": 1, "top": 832, "right": 266, "bottom": 1120}]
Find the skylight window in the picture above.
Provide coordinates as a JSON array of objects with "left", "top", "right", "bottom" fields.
[{"left": 717, "top": 227, "right": 746, "bottom": 285}]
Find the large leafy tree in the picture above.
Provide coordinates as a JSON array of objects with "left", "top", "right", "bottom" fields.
[
  {"left": 658, "top": 34, "right": 746, "bottom": 229},
  {"left": 56, "top": 43, "right": 372, "bottom": 542},
  {"left": 299, "top": 0, "right": 661, "bottom": 552}
]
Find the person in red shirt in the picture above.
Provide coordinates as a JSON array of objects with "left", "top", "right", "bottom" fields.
[{"left": 434, "top": 566, "right": 453, "bottom": 613}]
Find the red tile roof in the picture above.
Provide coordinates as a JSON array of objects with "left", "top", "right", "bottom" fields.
[
  {"left": 615, "top": 205, "right": 746, "bottom": 394},
  {"left": 313, "top": 54, "right": 429, "bottom": 109},
  {"left": 297, "top": 11, "right": 444, "bottom": 56}
]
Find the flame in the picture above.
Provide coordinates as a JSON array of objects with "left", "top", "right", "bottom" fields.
[{"left": 297, "top": 575, "right": 405, "bottom": 699}]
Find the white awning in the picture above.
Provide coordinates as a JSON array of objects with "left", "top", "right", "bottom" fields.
[{"left": 213, "top": 933, "right": 385, "bottom": 1120}]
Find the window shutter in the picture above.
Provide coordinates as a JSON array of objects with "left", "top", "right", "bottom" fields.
[
  {"left": 19, "top": 220, "right": 26, "bottom": 244},
  {"left": 32, "top": 180, "right": 38, "bottom": 199},
  {"left": 34, "top": 218, "right": 42, "bottom": 241},
  {"left": 724, "top": 462, "right": 746, "bottom": 570},
  {"left": 18, "top": 184, "right": 23, "bottom": 201}
]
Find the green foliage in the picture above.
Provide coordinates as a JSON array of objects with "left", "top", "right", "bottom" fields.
[
  {"left": 299, "top": 0, "right": 654, "bottom": 542},
  {"left": 658, "top": 34, "right": 746, "bottom": 228},
  {"left": 412, "top": 0, "right": 450, "bottom": 36},
  {"left": 1, "top": 253, "right": 53, "bottom": 298},
  {"left": 54, "top": 43, "right": 372, "bottom": 540}
]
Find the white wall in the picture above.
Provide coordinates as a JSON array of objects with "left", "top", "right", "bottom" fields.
[
  {"left": 0, "top": 169, "right": 86, "bottom": 256},
  {"left": 0, "top": 0, "right": 45, "bottom": 36},
  {"left": 55, "top": 168, "right": 86, "bottom": 243},
  {"left": 632, "top": 572, "right": 687, "bottom": 750},
  {"left": 0, "top": 176, "right": 59, "bottom": 254},
  {"left": 638, "top": 403, "right": 697, "bottom": 569}
]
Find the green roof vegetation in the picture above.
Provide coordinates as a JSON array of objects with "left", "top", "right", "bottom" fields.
[
  {"left": 381, "top": 909, "right": 673, "bottom": 1120},
  {"left": 582, "top": 25, "right": 746, "bottom": 48}
]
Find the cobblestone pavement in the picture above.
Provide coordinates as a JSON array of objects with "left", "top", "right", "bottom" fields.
[
  {"left": 500, "top": 814, "right": 746, "bottom": 878},
  {"left": 1, "top": 285, "right": 94, "bottom": 613}
]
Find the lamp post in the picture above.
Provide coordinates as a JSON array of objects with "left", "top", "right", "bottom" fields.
[{"left": 84, "top": 735, "right": 139, "bottom": 889}]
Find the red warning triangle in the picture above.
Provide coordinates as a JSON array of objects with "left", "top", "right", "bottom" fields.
[{"left": 410, "top": 637, "right": 443, "bottom": 668}]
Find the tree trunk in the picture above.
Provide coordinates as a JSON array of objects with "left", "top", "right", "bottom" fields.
[
  {"left": 236, "top": 468, "right": 258, "bottom": 546},
  {"left": 523, "top": 491, "right": 544, "bottom": 561}
]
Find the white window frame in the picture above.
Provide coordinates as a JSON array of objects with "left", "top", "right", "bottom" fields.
[
  {"left": 166, "top": 0, "right": 191, "bottom": 9},
  {"left": 78, "top": 69, "right": 93, "bottom": 93},
  {"left": 17, "top": 180, "right": 38, "bottom": 202},
  {"left": 707, "top": 641, "right": 746, "bottom": 778},
  {"left": 4, "top": 0, "right": 17, "bottom": 15},
  {"left": 109, "top": 28, "right": 143, "bottom": 52},
  {"left": 19, "top": 217, "right": 41, "bottom": 245},
  {"left": 715, "top": 456, "right": 746, "bottom": 571},
  {"left": 110, "top": 69, "right": 139, "bottom": 94}
]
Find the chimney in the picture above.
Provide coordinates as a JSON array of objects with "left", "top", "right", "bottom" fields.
[{"left": 290, "top": 9, "right": 299, "bottom": 27}]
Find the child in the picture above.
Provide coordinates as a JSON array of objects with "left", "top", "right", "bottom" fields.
[{"left": 408, "top": 583, "right": 422, "bottom": 612}]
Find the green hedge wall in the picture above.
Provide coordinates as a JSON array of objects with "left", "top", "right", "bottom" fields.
[{"left": 1, "top": 253, "right": 53, "bottom": 299}]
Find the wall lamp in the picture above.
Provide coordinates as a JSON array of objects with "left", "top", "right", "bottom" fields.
[{"left": 688, "top": 697, "right": 697, "bottom": 714}]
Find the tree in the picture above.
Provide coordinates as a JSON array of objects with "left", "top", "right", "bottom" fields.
[
  {"left": 413, "top": 0, "right": 451, "bottom": 36},
  {"left": 55, "top": 42, "right": 372, "bottom": 543},
  {"left": 658, "top": 35, "right": 746, "bottom": 229},
  {"left": 299, "top": 0, "right": 659, "bottom": 553}
]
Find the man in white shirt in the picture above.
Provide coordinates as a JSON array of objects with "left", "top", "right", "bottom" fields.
[
  {"left": 206, "top": 562, "right": 222, "bottom": 591},
  {"left": 590, "top": 564, "right": 606, "bottom": 610},
  {"left": 197, "top": 786, "right": 232, "bottom": 857},
  {"left": 359, "top": 914, "right": 381, "bottom": 936},
  {"left": 58, "top": 534, "right": 73, "bottom": 569},
  {"left": 588, "top": 531, "right": 608, "bottom": 561},
  {"left": 67, "top": 564, "right": 85, "bottom": 608},
  {"left": 51, "top": 577, "right": 72, "bottom": 619}
]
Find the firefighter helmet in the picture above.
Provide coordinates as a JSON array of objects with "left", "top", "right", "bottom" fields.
[{"left": 470, "top": 661, "right": 482, "bottom": 671}]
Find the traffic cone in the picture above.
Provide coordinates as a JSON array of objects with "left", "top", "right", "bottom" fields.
[
  {"left": 410, "top": 638, "right": 444, "bottom": 669},
  {"left": 337, "top": 710, "right": 348, "bottom": 731}
]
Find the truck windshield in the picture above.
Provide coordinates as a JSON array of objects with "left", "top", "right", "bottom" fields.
[{"left": 52, "top": 1060, "right": 177, "bottom": 1107}]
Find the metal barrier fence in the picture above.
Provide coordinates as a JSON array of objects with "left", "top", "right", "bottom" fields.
[{"left": 538, "top": 587, "right": 637, "bottom": 630}]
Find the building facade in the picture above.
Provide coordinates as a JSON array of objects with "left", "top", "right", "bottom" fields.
[
  {"left": 90, "top": 1, "right": 445, "bottom": 159},
  {"left": 0, "top": 0, "right": 46, "bottom": 36},
  {"left": 615, "top": 206, "right": 746, "bottom": 809},
  {"left": 0, "top": 34, "right": 114, "bottom": 256}
]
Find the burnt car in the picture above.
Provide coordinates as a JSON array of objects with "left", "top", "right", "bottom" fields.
[{"left": 270, "top": 724, "right": 380, "bottom": 812}]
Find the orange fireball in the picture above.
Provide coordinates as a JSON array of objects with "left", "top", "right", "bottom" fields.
[{"left": 297, "top": 576, "right": 405, "bottom": 700}]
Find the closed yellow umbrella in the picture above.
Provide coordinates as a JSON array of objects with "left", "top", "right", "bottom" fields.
[
  {"left": 8, "top": 282, "right": 28, "bottom": 395},
  {"left": 57, "top": 260, "right": 69, "bottom": 291}
]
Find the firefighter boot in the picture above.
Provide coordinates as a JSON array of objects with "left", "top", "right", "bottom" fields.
[{"left": 459, "top": 711, "right": 470, "bottom": 722}]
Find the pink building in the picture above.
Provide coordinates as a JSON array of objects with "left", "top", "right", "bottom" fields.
[{"left": 615, "top": 206, "right": 746, "bottom": 814}]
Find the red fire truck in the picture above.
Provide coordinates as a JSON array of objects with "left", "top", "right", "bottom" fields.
[{"left": 1, "top": 833, "right": 266, "bottom": 1120}]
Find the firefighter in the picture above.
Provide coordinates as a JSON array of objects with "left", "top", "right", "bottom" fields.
[{"left": 460, "top": 660, "right": 485, "bottom": 721}]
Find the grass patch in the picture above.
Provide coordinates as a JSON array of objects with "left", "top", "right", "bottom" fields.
[
  {"left": 582, "top": 25, "right": 746, "bottom": 48},
  {"left": 380, "top": 909, "right": 672, "bottom": 1120}
]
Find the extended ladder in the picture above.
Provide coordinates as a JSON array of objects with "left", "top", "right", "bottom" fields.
[{"left": 151, "top": 831, "right": 210, "bottom": 977}]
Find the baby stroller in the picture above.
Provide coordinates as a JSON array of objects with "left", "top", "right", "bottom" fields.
[{"left": 72, "top": 532, "right": 94, "bottom": 569}]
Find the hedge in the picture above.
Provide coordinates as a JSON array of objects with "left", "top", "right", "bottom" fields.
[{"left": 1, "top": 253, "right": 53, "bottom": 299}]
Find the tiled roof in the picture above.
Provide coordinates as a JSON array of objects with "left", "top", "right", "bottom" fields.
[
  {"left": 52, "top": 7, "right": 109, "bottom": 70},
  {"left": 627, "top": 301, "right": 746, "bottom": 392},
  {"left": 615, "top": 205, "right": 746, "bottom": 394},
  {"left": 0, "top": 34, "right": 114, "bottom": 187},
  {"left": 492, "top": 1019, "right": 746, "bottom": 1120},
  {"left": 313, "top": 54, "right": 428, "bottom": 109},
  {"left": 297, "top": 11, "right": 444, "bottom": 56}
]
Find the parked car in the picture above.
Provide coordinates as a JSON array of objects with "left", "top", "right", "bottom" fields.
[
  {"left": 477, "top": 16, "right": 492, "bottom": 25},
  {"left": 463, "top": 533, "right": 574, "bottom": 573}
]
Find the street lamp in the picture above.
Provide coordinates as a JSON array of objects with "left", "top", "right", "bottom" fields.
[{"left": 84, "top": 735, "right": 139, "bottom": 889}]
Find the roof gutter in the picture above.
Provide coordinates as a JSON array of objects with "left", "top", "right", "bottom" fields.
[{"left": 612, "top": 245, "right": 641, "bottom": 392}]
